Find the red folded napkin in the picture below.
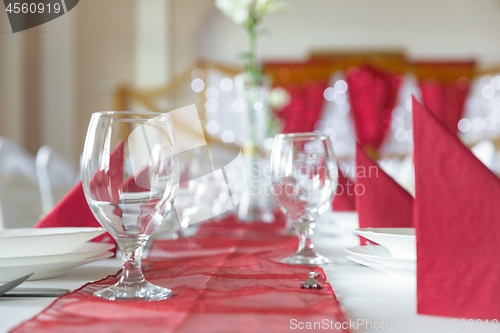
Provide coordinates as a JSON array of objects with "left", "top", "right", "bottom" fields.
[
  {"left": 34, "top": 183, "right": 113, "bottom": 246},
  {"left": 332, "top": 169, "right": 356, "bottom": 211},
  {"left": 34, "top": 142, "right": 125, "bottom": 249},
  {"left": 413, "top": 98, "right": 500, "bottom": 319},
  {"left": 355, "top": 143, "right": 413, "bottom": 243}
]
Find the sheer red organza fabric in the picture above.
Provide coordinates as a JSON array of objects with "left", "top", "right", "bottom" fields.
[{"left": 12, "top": 216, "right": 350, "bottom": 333}]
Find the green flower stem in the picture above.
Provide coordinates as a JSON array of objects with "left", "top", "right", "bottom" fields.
[
  {"left": 244, "top": 15, "right": 259, "bottom": 159},
  {"left": 245, "top": 16, "right": 260, "bottom": 87}
]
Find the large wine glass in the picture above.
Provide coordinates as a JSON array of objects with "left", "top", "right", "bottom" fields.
[
  {"left": 269, "top": 132, "right": 337, "bottom": 265},
  {"left": 81, "top": 111, "right": 179, "bottom": 300}
]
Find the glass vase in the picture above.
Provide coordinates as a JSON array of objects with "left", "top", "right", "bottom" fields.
[{"left": 234, "top": 72, "right": 275, "bottom": 223}]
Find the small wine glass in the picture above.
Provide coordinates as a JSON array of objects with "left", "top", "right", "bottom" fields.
[
  {"left": 81, "top": 111, "right": 179, "bottom": 301},
  {"left": 269, "top": 132, "right": 337, "bottom": 265},
  {"left": 171, "top": 148, "right": 210, "bottom": 237}
]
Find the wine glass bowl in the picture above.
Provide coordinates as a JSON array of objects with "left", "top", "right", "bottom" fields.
[
  {"left": 171, "top": 148, "right": 210, "bottom": 237},
  {"left": 269, "top": 132, "right": 337, "bottom": 265},
  {"left": 81, "top": 111, "right": 179, "bottom": 301}
]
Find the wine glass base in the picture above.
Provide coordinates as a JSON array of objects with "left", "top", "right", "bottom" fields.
[
  {"left": 93, "top": 281, "right": 172, "bottom": 301},
  {"left": 281, "top": 253, "right": 331, "bottom": 266}
]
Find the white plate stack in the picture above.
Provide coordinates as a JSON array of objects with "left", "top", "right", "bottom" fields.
[
  {"left": 346, "top": 228, "right": 416, "bottom": 284},
  {"left": 0, "top": 228, "right": 114, "bottom": 282}
]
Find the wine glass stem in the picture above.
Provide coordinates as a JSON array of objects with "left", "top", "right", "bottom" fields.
[
  {"left": 173, "top": 219, "right": 185, "bottom": 239},
  {"left": 118, "top": 238, "right": 147, "bottom": 287},
  {"left": 296, "top": 221, "right": 314, "bottom": 254}
]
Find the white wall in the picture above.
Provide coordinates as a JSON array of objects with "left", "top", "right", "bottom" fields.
[
  {"left": 40, "top": 9, "right": 76, "bottom": 161},
  {"left": 0, "top": 0, "right": 136, "bottom": 162},
  {"left": 74, "top": 0, "right": 136, "bottom": 160},
  {"left": 197, "top": 0, "right": 500, "bottom": 66},
  {"left": 171, "top": 0, "right": 213, "bottom": 75},
  {"left": 135, "top": 0, "right": 171, "bottom": 87},
  {"left": 0, "top": 12, "right": 25, "bottom": 145}
]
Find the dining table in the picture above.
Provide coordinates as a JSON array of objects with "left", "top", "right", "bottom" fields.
[{"left": 1, "top": 212, "right": 498, "bottom": 333}]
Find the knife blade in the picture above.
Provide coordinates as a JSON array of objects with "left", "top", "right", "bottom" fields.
[{"left": 1, "top": 287, "right": 70, "bottom": 297}]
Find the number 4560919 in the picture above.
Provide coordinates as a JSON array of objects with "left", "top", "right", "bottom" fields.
[{"left": 5, "top": 2, "right": 61, "bottom": 14}]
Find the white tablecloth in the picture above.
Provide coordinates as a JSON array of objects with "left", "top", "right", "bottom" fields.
[{"left": 1, "top": 213, "right": 498, "bottom": 333}]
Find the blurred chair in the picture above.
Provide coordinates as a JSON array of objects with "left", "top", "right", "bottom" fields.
[
  {"left": 396, "top": 154, "right": 415, "bottom": 195},
  {"left": 379, "top": 154, "right": 414, "bottom": 195},
  {"left": 471, "top": 140, "right": 496, "bottom": 171},
  {"left": 36, "top": 145, "right": 77, "bottom": 215},
  {"left": 378, "top": 157, "right": 400, "bottom": 181},
  {"left": 0, "top": 138, "right": 41, "bottom": 228},
  {"left": 0, "top": 137, "right": 37, "bottom": 177}
]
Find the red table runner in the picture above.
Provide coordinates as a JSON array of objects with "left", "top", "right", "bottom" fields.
[{"left": 12, "top": 216, "right": 350, "bottom": 333}]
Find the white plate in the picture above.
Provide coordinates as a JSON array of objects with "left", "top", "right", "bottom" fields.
[
  {"left": 0, "top": 251, "right": 114, "bottom": 282},
  {"left": 347, "top": 255, "right": 416, "bottom": 284},
  {"left": 0, "top": 227, "right": 106, "bottom": 257},
  {"left": 345, "top": 245, "right": 415, "bottom": 271},
  {"left": 354, "top": 228, "right": 416, "bottom": 259},
  {"left": 0, "top": 242, "right": 115, "bottom": 267}
]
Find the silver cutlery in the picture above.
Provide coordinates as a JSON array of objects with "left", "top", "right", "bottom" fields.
[
  {"left": 301, "top": 272, "right": 322, "bottom": 289},
  {"left": 0, "top": 273, "right": 69, "bottom": 298},
  {"left": 0, "top": 273, "right": 33, "bottom": 296},
  {"left": 1, "top": 287, "right": 69, "bottom": 297}
]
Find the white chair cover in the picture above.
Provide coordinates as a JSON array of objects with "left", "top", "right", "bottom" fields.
[
  {"left": 0, "top": 138, "right": 41, "bottom": 228},
  {"left": 378, "top": 155, "right": 415, "bottom": 196},
  {"left": 0, "top": 138, "right": 37, "bottom": 181},
  {"left": 36, "top": 145, "right": 77, "bottom": 215},
  {"left": 471, "top": 140, "right": 496, "bottom": 171}
]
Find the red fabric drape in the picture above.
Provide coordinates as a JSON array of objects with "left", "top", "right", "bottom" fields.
[
  {"left": 276, "top": 82, "right": 329, "bottom": 133},
  {"left": 414, "top": 61, "right": 475, "bottom": 133},
  {"left": 264, "top": 61, "right": 331, "bottom": 133},
  {"left": 346, "top": 65, "right": 402, "bottom": 153}
]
